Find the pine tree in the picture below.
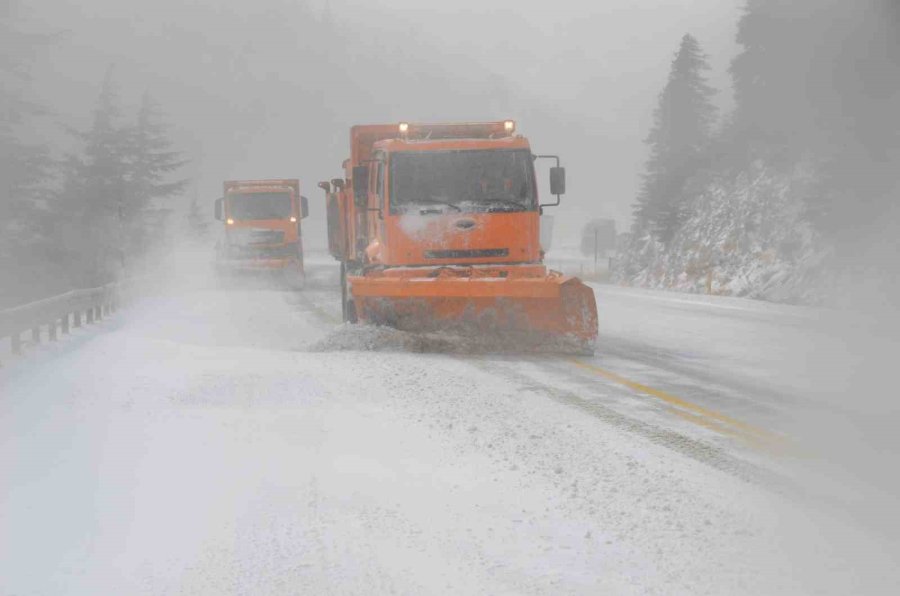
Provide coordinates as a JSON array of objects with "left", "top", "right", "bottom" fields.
[
  {"left": 633, "top": 34, "right": 717, "bottom": 244},
  {"left": 60, "top": 67, "right": 131, "bottom": 283},
  {"left": 123, "top": 92, "right": 187, "bottom": 257}
]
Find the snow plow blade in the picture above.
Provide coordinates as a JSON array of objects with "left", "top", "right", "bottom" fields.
[{"left": 349, "top": 267, "right": 598, "bottom": 352}]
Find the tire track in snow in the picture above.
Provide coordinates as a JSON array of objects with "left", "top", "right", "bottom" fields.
[
  {"left": 462, "top": 357, "right": 798, "bottom": 494},
  {"left": 588, "top": 335, "right": 823, "bottom": 430},
  {"left": 293, "top": 277, "right": 796, "bottom": 492},
  {"left": 567, "top": 358, "right": 791, "bottom": 452}
]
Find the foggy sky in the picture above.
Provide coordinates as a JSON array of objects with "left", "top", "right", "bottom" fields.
[{"left": 19, "top": 0, "right": 739, "bottom": 239}]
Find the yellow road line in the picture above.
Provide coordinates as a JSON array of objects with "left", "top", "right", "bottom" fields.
[
  {"left": 666, "top": 407, "right": 786, "bottom": 454},
  {"left": 569, "top": 358, "right": 789, "bottom": 450},
  {"left": 667, "top": 406, "right": 746, "bottom": 440}
]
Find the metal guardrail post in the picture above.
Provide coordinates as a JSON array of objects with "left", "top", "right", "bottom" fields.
[
  {"left": 49, "top": 320, "right": 57, "bottom": 341},
  {"left": 31, "top": 327, "right": 40, "bottom": 344},
  {"left": 73, "top": 310, "right": 81, "bottom": 328},
  {"left": 86, "top": 308, "right": 94, "bottom": 324},
  {"left": 61, "top": 313, "right": 70, "bottom": 335}
]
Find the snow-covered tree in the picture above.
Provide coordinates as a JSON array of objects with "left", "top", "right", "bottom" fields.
[
  {"left": 620, "top": 2, "right": 900, "bottom": 305},
  {"left": 633, "top": 34, "right": 716, "bottom": 244}
]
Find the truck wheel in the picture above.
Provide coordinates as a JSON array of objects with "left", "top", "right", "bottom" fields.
[{"left": 287, "top": 269, "right": 305, "bottom": 291}]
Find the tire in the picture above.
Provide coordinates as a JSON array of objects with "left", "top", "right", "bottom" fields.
[{"left": 286, "top": 268, "right": 305, "bottom": 291}]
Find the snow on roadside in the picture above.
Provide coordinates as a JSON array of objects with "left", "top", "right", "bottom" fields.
[{"left": 2, "top": 284, "right": 892, "bottom": 594}]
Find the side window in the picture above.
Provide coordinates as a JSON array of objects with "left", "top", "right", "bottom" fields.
[{"left": 376, "top": 161, "right": 385, "bottom": 209}]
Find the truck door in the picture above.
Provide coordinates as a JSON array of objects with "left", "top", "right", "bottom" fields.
[
  {"left": 374, "top": 158, "right": 386, "bottom": 244},
  {"left": 367, "top": 153, "right": 386, "bottom": 247}
]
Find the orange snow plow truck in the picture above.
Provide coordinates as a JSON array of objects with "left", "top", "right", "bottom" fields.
[
  {"left": 318, "top": 121, "right": 598, "bottom": 350},
  {"left": 214, "top": 179, "right": 309, "bottom": 288}
]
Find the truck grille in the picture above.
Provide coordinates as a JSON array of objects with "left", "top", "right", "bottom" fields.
[
  {"left": 227, "top": 243, "right": 297, "bottom": 259},
  {"left": 228, "top": 229, "right": 285, "bottom": 245},
  {"left": 254, "top": 231, "right": 285, "bottom": 244},
  {"left": 423, "top": 248, "right": 509, "bottom": 259}
]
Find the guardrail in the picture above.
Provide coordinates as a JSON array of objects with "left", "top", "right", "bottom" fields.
[{"left": 0, "top": 281, "right": 132, "bottom": 366}]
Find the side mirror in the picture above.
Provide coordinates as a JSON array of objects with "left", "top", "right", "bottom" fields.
[
  {"left": 550, "top": 167, "right": 566, "bottom": 196},
  {"left": 214, "top": 197, "right": 223, "bottom": 220},
  {"left": 331, "top": 178, "right": 345, "bottom": 191},
  {"left": 352, "top": 165, "right": 369, "bottom": 207},
  {"left": 300, "top": 196, "right": 309, "bottom": 219},
  {"left": 317, "top": 181, "right": 331, "bottom": 192}
]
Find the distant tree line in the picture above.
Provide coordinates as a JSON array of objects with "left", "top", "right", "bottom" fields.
[
  {"left": 628, "top": 0, "right": 900, "bottom": 300},
  {"left": 0, "top": 9, "right": 186, "bottom": 307}
]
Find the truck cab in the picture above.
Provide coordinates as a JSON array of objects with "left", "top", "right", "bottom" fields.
[{"left": 323, "top": 121, "right": 565, "bottom": 268}]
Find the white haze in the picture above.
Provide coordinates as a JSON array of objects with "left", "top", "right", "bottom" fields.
[
  {"left": 4, "top": 1, "right": 900, "bottom": 593},
  {"left": 18, "top": 0, "right": 740, "bottom": 235}
]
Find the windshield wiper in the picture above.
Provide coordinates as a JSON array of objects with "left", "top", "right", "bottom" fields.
[
  {"left": 403, "top": 198, "right": 462, "bottom": 212},
  {"left": 480, "top": 197, "right": 528, "bottom": 211}
]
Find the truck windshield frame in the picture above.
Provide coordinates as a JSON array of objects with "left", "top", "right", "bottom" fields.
[
  {"left": 389, "top": 149, "right": 536, "bottom": 215},
  {"left": 227, "top": 192, "right": 293, "bottom": 220}
]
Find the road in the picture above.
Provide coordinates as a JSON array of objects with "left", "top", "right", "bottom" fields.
[{"left": 2, "top": 256, "right": 898, "bottom": 595}]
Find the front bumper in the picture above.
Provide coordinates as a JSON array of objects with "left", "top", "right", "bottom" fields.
[{"left": 216, "top": 257, "right": 300, "bottom": 272}]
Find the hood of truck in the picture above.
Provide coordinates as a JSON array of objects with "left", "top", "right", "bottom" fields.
[{"left": 377, "top": 211, "right": 541, "bottom": 266}]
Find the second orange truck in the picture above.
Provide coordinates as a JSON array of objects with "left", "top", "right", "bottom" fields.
[{"left": 214, "top": 179, "right": 309, "bottom": 288}]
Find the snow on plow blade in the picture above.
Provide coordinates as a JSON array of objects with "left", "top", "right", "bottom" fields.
[{"left": 349, "top": 268, "right": 598, "bottom": 351}]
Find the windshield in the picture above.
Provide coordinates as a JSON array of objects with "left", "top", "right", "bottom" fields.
[
  {"left": 227, "top": 192, "right": 292, "bottom": 220},
  {"left": 390, "top": 149, "right": 535, "bottom": 214}
]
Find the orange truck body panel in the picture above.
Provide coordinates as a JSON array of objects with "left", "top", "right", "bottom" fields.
[
  {"left": 322, "top": 122, "right": 598, "bottom": 347},
  {"left": 218, "top": 179, "right": 305, "bottom": 277}
]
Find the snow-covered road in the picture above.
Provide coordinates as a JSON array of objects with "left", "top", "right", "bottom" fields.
[{"left": 2, "top": 260, "right": 897, "bottom": 594}]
